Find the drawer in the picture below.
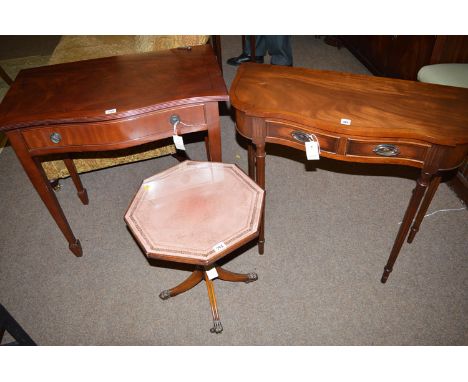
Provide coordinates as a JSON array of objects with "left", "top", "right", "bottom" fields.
[
  {"left": 266, "top": 121, "right": 340, "bottom": 153},
  {"left": 346, "top": 139, "right": 429, "bottom": 162},
  {"left": 22, "top": 104, "right": 207, "bottom": 151}
]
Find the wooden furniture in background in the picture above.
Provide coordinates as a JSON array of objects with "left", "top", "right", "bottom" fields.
[
  {"left": 230, "top": 63, "right": 468, "bottom": 283},
  {"left": 340, "top": 35, "right": 468, "bottom": 81},
  {"left": 0, "top": 45, "right": 228, "bottom": 257},
  {"left": 125, "top": 161, "right": 264, "bottom": 333}
]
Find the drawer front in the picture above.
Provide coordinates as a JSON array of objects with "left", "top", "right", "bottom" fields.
[
  {"left": 266, "top": 121, "right": 340, "bottom": 153},
  {"left": 22, "top": 104, "right": 206, "bottom": 151},
  {"left": 346, "top": 139, "right": 429, "bottom": 162}
]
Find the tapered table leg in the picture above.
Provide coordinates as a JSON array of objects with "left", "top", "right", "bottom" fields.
[
  {"left": 159, "top": 269, "right": 204, "bottom": 300},
  {"left": 205, "top": 102, "right": 222, "bottom": 162},
  {"left": 7, "top": 131, "right": 82, "bottom": 257},
  {"left": 407, "top": 174, "right": 442, "bottom": 243},
  {"left": 63, "top": 158, "right": 89, "bottom": 205},
  {"left": 255, "top": 143, "right": 266, "bottom": 254},
  {"left": 381, "top": 172, "right": 432, "bottom": 283}
]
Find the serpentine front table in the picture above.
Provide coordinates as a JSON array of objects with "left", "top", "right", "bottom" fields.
[
  {"left": 230, "top": 63, "right": 468, "bottom": 283},
  {"left": 0, "top": 45, "right": 228, "bottom": 257}
]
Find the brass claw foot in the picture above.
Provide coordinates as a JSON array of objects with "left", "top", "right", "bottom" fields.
[
  {"left": 245, "top": 272, "right": 258, "bottom": 283},
  {"left": 159, "top": 290, "right": 172, "bottom": 300},
  {"left": 210, "top": 320, "right": 223, "bottom": 334}
]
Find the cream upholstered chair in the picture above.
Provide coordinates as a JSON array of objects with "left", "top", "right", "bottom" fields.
[
  {"left": 41, "top": 35, "right": 213, "bottom": 181},
  {"left": 417, "top": 63, "right": 468, "bottom": 88}
]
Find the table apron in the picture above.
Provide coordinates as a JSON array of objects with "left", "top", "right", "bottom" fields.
[
  {"left": 19, "top": 103, "right": 211, "bottom": 155},
  {"left": 237, "top": 116, "right": 468, "bottom": 170}
]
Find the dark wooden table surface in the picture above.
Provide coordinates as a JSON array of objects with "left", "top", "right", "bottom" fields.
[
  {"left": 230, "top": 63, "right": 468, "bottom": 283},
  {"left": 0, "top": 45, "right": 228, "bottom": 257}
]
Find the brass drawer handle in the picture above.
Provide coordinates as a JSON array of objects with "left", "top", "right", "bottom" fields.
[
  {"left": 291, "top": 131, "right": 312, "bottom": 142},
  {"left": 373, "top": 144, "right": 400, "bottom": 157},
  {"left": 50, "top": 132, "right": 62, "bottom": 144}
]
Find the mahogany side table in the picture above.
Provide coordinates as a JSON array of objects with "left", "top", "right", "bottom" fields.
[
  {"left": 0, "top": 45, "right": 228, "bottom": 257},
  {"left": 230, "top": 63, "right": 468, "bottom": 283},
  {"left": 125, "top": 161, "right": 264, "bottom": 333}
]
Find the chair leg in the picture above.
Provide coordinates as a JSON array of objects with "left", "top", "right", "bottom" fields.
[
  {"left": 63, "top": 158, "right": 88, "bottom": 205},
  {"left": 159, "top": 269, "right": 204, "bottom": 300},
  {"left": 0, "top": 304, "right": 36, "bottom": 346},
  {"left": 204, "top": 272, "right": 223, "bottom": 334}
]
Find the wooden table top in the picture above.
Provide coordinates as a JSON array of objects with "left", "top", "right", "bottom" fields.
[
  {"left": 230, "top": 64, "right": 468, "bottom": 146},
  {"left": 0, "top": 45, "right": 228, "bottom": 131}
]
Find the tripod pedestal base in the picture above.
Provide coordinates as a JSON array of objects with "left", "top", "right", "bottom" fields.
[{"left": 159, "top": 265, "right": 258, "bottom": 334}]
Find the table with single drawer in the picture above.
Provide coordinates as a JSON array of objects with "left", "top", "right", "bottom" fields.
[
  {"left": 0, "top": 45, "right": 228, "bottom": 257},
  {"left": 230, "top": 63, "right": 468, "bottom": 283}
]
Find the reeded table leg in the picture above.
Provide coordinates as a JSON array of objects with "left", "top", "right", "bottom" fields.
[
  {"left": 255, "top": 143, "right": 266, "bottom": 254},
  {"left": 204, "top": 272, "right": 223, "bottom": 334},
  {"left": 64, "top": 158, "right": 89, "bottom": 205},
  {"left": 407, "top": 174, "right": 442, "bottom": 243},
  {"left": 381, "top": 172, "right": 432, "bottom": 283},
  {"left": 248, "top": 142, "right": 256, "bottom": 180}
]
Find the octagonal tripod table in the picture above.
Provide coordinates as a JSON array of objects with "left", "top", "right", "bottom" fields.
[{"left": 125, "top": 161, "right": 264, "bottom": 333}]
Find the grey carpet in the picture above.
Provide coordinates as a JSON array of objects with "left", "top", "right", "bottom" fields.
[{"left": 0, "top": 36, "right": 466, "bottom": 345}]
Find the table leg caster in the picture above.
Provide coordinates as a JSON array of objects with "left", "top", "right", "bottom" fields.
[
  {"left": 210, "top": 320, "right": 223, "bottom": 334},
  {"left": 159, "top": 290, "right": 172, "bottom": 300}
]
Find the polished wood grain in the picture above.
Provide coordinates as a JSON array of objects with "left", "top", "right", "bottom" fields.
[
  {"left": 0, "top": 45, "right": 227, "bottom": 130},
  {"left": 231, "top": 64, "right": 468, "bottom": 147},
  {"left": 230, "top": 63, "right": 468, "bottom": 283},
  {"left": 0, "top": 46, "right": 228, "bottom": 256}
]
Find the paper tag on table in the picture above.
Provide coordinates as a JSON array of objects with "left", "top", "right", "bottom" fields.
[
  {"left": 212, "top": 241, "right": 227, "bottom": 253},
  {"left": 305, "top": 141, "right": 320, "bottom": 160},
  {"left": 172, "top": 135, "right": 186, "bottom": 150},
  {"left": 206, "top": 267, "right": 219, "bottom": 280}
]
